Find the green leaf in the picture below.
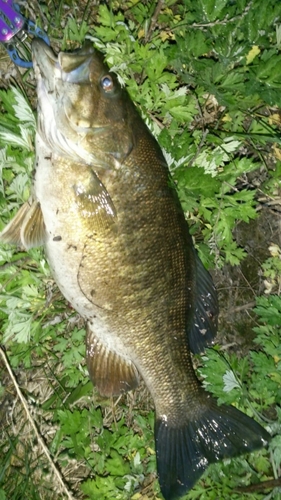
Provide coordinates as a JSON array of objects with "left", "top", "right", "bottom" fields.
[
  {"left": 64, "top": 381, "right": 93, "bottom": 406},
  {"left": 106, "top": 449, "right": 131, "bottom": 476},
  {"left": 0, "top": 489, "right": 7, "bottom": 500},
  {"left": 223, "top": 370, "right": 241, "bottom": 393},
  {"left": 11, "top": 87, "right": 35, "bottom": 128},
  {"left": 254, "top": 295, "right": 281, "bottom": 326}
]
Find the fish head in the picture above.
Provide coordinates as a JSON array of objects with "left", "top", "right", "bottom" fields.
[{"left": 32, "top": 39, "right": 135, "bottom": 168}]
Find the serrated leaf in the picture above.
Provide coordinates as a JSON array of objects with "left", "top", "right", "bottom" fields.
[
  {"left": 11, "top": 87, "right": 35, "bottom": 128},
  {"left": 168, "top": 105, "right": 194, "bottom": 122},
  {"left": 0, "top": 129, "right": 31, "bottom": 149},
  {"left": 223, "top": 370, "right": 241, "bottom": 392},
  {"left": 107, "top": 450, "right": 131, "bottom": 476},
  {"left": 4, "top": 313, "right": 33, "bottom": 343}
]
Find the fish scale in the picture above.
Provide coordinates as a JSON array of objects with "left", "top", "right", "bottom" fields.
[{"left": 0, "top": 38, "right": 270, "bottom": 500}]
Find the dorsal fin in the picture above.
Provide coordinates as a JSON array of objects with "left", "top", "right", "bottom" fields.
[{"left": 188, "top": 251, "right": 219, "bottom": 353}]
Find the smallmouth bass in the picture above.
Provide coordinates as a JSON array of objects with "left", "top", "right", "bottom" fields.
[{"left": 0, "top": 39, "right": 270, "bottom": 500}]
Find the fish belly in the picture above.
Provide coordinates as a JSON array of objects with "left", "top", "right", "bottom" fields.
[{"left": 34, "top": 134, "right": 128, "bottom": 356}]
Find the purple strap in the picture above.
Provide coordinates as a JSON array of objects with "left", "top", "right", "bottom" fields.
[{"left": 0, "top": 0, "right": 24, "bottom": 42}]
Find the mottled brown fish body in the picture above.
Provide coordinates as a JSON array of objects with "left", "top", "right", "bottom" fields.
[{"left": 0, "top": 40, "right": 269, "bottom": 500}]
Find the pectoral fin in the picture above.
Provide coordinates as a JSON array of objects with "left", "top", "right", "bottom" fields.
[
  {"left": 74, "top": 169, "right": 117, "bottom": 235},
  {"left": 0, "top": 201, "right": 45, "bottom": 250},
  {"left": 86, "top": 323, "right": 139, "bottom": 397}
]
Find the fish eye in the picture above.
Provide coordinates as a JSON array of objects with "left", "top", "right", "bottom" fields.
[{"left": 101, "top": 75, "right": 114, "bottom": 92}]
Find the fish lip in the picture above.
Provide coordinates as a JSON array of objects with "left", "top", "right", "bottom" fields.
[
  {"left": 32, "top": 38, "right": 58, "bottom": 66},
  {"left": 32, "top": 38, "right": 60, "bottom": 86},
  {"left": 32, "top": 39, "right": 95, "bottom": 84}
]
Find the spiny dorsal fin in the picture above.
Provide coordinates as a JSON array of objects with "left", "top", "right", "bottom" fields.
[
  {"left": 86, "top": 323, "right": 139, "bottom": 397},
  {"left": 0, "top": 201, "right": 45, "bottom": 250}
]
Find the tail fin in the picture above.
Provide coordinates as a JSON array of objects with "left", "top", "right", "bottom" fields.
[{"left": 155, "top": 399, "right": 270, "bottom": 500}]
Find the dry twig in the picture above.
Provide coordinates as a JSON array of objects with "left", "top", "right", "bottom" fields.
[
  {"left": 235, "top": 477, "right": 281, "bottom": 493},
  {"left": 145, "top": 0, "right": 164, "bottom": 43},
  {"left": 0, "top": 346, "right": 75, "bottom": 500}
]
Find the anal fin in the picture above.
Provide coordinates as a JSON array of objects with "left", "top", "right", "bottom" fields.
[
  {"left": 86, "top": 323, "right": 139, "bottom": 397},
  {"left": 0, "top": 201, "right": 45, "bottom": 250}
]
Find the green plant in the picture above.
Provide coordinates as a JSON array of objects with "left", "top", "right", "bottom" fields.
[{"left": 0, "top": 1, "right": 281, "bottom": 499}]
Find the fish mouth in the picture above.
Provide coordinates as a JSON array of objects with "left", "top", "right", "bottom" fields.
[
  {"left": 31, "top": 39, "right": 101, "bottom": 166},
  {"left": 32, "top": 39, "right": 95, "bottom": 84}
]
